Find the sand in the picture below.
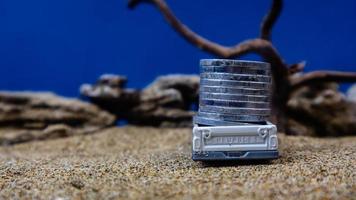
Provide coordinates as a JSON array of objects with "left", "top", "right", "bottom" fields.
[{"left": 0, "top": 126, "right": 355, "bottom": 199}]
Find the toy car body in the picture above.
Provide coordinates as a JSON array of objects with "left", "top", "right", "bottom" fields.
[{"left": 192, "top": 122, "right": 278, "bottom": 161}]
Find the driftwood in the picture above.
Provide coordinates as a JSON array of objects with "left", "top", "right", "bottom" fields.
[
  {"left": 82, "top": 74, "right": 356, "bottom": 136},
  {"left": 287, "top": 83, "right": 356, "bottom": 136},
  {"left": 80, "top": 74, "right": 199, "bottom": 127},
  {"left": 347, "top": 84, "right": 356, "bottom": 102},
  {"left": 0, "top": 92, "right": 115, "bottom": 145},
  {"left": 128, "top": 0, "right": 356, "bottom": 133}
]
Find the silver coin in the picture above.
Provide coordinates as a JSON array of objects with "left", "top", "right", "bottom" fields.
[
  {"left": 200, "top": 72, "right": 271, "bottom": 82},
  {"left": 200, "top": 99, "right": 270, "bottom": 108},
  {"left": 199, "top": 105, "right": 271, "bottom": 115},
  {"left": 199, "top": 93, "right": 270, "bottom": 102},
  {"left": 200, "top": 86, "right": 269, "bottom": 95},
  {"left": 200, "top": 59, "right": 270, "bottom": 69},
  {"left": 200, "top": 79, "right": 271, "bottom": 89},
  {"left": 200, "top": 66, "right": 270, "bottom": 75},
  {"left": 193, "top": 116, "right": 249, "bottom": 126},
  {"left": 197, "top": 111, "right": 268, "bottom": 122}
]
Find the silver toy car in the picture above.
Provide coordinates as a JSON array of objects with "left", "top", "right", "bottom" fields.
[{"left": 192, "top": 122, "right": 278, "bottom": 160}]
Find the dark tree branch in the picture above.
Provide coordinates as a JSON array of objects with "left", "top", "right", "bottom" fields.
[
  {"left": 288, "top": 61, "right": 306, "bottom": 74},
  {"left": 128, "top": 0, "right": 152, "bottom": 8},
  {"left": 290, "top": 71, "right": 356, "bottom": 90},
  {"left": 128, "top": 0, "right": 290, "bottom": 82},
  {"left": 260, "top": 0, "right": 283, "bottom": 40}
]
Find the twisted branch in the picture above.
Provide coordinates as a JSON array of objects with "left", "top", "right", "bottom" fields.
[
  {"left": 288, "top": 61, "right": 306, "bottom": 74},
  {"left": 260, "top": 0, "right": 283, "bottom": 40},
  {"left": 128, "top": 0, "right": 289, "bottom": 81},
  {"left": 290, "top": 71, "right": 356, "bottom": 90},
  {"left": 128, "top": 0, "right": 356, "bottom": 90}
]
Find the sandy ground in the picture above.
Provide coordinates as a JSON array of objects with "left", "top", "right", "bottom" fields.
[{"left": 0, "top": 126, "right": 355, "bottom": 200}]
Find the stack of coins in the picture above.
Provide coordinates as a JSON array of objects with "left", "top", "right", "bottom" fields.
[{"left": 194, "top": 59, "right": 272, "bottom": 126}]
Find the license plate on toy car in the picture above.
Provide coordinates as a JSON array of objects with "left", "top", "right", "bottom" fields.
[{"left": 205, "top": 135, "right": 265, "bottom": 145}]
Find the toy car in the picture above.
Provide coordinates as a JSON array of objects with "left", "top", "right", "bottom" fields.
[{"left": 192, "top": 122, "right": 278, "bottom": 161}]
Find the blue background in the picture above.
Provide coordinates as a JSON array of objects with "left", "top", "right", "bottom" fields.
[{"left": 0, "top": 0, "right": 355, "bottom": 96}]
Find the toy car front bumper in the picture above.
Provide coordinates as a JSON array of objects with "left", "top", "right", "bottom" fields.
[{"left": 192, "top": 150, "right": 279, "bottom": 161}]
